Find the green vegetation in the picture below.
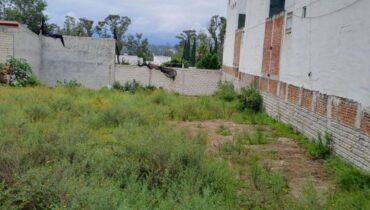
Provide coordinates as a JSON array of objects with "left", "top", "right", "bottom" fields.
[
  {"left": 0, "top": 57, "right": 40, "bottom": 87},
  {"left": 0, "top": 83, "right": 368, "bottom": 209}
]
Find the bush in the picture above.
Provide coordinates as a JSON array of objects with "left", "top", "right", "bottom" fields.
[
  {"left": 238, "top": 87, "right": 263, "bottom": 112},
  {"left": 56, "top": 80, "right": 81, "bottom": 88},
  {"left": 162, "top": 58, "right": 189, "bottom": 68},
  {"left": 214, "top": 81, "right": 237, "bottom": 102},
  {"left": 196, "top": 53, "right": 220, "bottom": 70},
  {"left": 1, "top": 57, "right": 40, "bottom": 87},
  {"left": 309, "top": 133, "right": 332, "bottom": 160}
]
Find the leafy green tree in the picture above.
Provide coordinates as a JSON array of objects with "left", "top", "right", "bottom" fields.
[
  {"left": 1, "top": 0, "right": 47, "bottom": 33},
  {"left": 61, "top": 16, "right": 77, "bottom": 35},
  {"left": 190, "top": 37, "right": 197, "bottom": 66},
  {"left": 176, "top": 30, "right": 196, "bottom": 63},
  {"left": 95, "top": 15, "right": 131, "bottom": 64},
  {"left": 208, "top": 15, "right": 227, "bottom": 63},
  {"left": 76, "top": 18, "right": 94, "bottom": 37},
  {"left": 125, "top": 33, "right": 153, "bottom": 62},
  {"left": 196, "top": 53, "right": 220, "bottom": 70}
]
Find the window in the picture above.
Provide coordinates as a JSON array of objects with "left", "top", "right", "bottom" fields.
[
  {"left": 269, "top": 0, "right": 285, "bottom": 17},
  {"left": 238, "top": 14, "right": 246, "bottom": 29},
  {"left": 286, "top": 12, "right": 293, "bottom": 34},
  {"left": 302, "top": 6, "right": 307, "bottom": 18}
]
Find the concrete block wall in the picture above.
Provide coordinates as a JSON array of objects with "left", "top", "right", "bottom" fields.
[
  {"left": 0, "top": 24, "right": 41, "bottom": 76},
  {"left": 40, "top": 36, "right": 115, "bottom": 89},
  {"left": 223, "top": 70, "right": 370, "bottom": 171},
  {"left": 115, "top": 65, "right": 222, "bottom": 96}
]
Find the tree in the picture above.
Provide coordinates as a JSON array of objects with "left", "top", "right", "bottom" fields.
[
  {"left": 196, "top": 53, "right": 220, "bottom": 70},
  {"left": 125, "top": 33, "right": 153, "bottom": 62},
  {"left": 61, "top": 16, "right": 77, "bottom": 36},
  {"left": 190, "top": 37, "right": 197, "bottom": 66},
  {"left": 208, "top": 15, "right": 227, "bottom": 63},
  {"left": 76, "top": 18, "right": 94, "bottom": 37},
  {"left": 1, "top": 0, "right": 47, "bottom": 33},
  {"left": 95, "top": 15, "right": 131, "bottom": 64},
  {"left": 176, "top": 30, "right": 196, "bottom": 63}
]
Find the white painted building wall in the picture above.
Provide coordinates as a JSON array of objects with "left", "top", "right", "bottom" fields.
[
  {"left": 153, "top": 56, "right": 171, "bottom": 66},
  {"left": 119, "top": 55, "right": 143, "bottom": 65},
  {"left": 280, "top": 0, "right": 370, "bottom": 107},
  {"left": 223, "top": 0, "right": 239, "bottom": 67},
  {"left": 224, "top": 0, "right": 370, "bottom": 108}
]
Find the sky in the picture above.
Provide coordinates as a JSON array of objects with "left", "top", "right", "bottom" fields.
[{"left": 45, "top": 0, "right": 227, "bottom": 46}]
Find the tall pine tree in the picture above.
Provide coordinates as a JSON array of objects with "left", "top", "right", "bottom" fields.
[{"left": 190, "top": 37, "right": 197, "bottom": 66}]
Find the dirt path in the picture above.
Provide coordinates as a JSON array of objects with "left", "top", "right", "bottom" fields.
[{"left": 177, "top": 120, "right": 332, "bottom": 199}]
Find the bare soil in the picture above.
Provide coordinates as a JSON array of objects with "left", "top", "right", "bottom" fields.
[{"left": 177, "top": 120, "right": 332, "bottom": 199}]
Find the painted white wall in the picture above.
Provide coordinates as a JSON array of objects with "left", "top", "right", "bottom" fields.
[
  {"left": 280, "top": 0, "right": 370, "bottom": 107},
  {"left": 223, "top": 0, "right": 239, "bottom": 67},
  {"left": 239, "top": 0, "right": 270, "bottom": 76},
  {"left": 119, "top": 55, "right": 143, "bottom": 65},
  {"left": 153, "top": 56, "right": 171, "bottom": 66}
]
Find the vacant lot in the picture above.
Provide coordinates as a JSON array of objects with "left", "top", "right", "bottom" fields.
[{"left": 0, "top": 86, "right": 369, "bottom": 210}]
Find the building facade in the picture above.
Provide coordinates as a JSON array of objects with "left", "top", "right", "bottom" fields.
[{"left": 223, "top": 0, "right": 370, "bottom": 171}]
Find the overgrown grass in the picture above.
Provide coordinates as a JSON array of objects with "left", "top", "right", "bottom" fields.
[
  {"left": 0, "top": 85, "right": 369, "bottom": 210},
  {"left": 0, "top": 86, "right": 238, "bottom": 209}
]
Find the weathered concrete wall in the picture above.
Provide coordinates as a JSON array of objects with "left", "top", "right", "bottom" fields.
[
  {"left": 115, "top": 65, "right": 222, "bottom": 95},
  {"left": 0, "top": 24, "right": 41, "bottom": 76},
  {"left": 40, "top": 36, "right": 115, "bottom": 88}
]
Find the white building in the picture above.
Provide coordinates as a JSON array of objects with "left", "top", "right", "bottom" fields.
[
  {"left": 118, "top": 55, "right": 143, "bottom": 65},
  {"left": 152, "top": 56, "right": 171, "bottom": 66},
  {"left": 223, "top": 0, "right": 370, "bottom": 171}
]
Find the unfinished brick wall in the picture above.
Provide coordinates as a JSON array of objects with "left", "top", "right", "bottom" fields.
[
  {"left": 279, "top": 82, "right": 286, "bottom": 99},
  {"left": 269, "top": 79, "right": 278, "bottom": 96},
  {"left": 331, "top": 98, "right": 358, "bottom": 128},
  {"left": 261, "top": 14, "right": 284, "bottom": 77},
  {"left": 222, "top": 69, "right": 370, "bottom": 170},
  {"left": 361, "top": 111, "right": 370, "bottom": 135},
  {"left": 315, "top": 93, "right": 328, "bottom": 117},
  {"left": 260, "top": 77, "right": 269, "bottom": 92},
  {"left": 233, "top": 30, "right": 244, "bottom": 67},
  {"left": 302, "top": 89, "right": 313, "bottom": 110},
  {"left": 287, "top": 85, "right": 300, "bottom": 105}
]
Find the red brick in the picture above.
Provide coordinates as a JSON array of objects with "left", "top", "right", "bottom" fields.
[
  {"left": 262, "top": 20, "right": 273, "bottom": 74},
  {"left": 233, "top": 30, "right": 243, "bottom": 67},
  {"left": 222, "top": 65, "right": 238, "bottom": 78},
  {"left": 261, "top": 15, "right": 284, "bottom": 77},
  {"left": 315, "top": 93, "right": 328, "bottom": 117},
  {"left": 331, "top": 98, "right": 358, "bottom": 128},
  {"left": 361, "top": 111, "right": 370, "bottom": 135},
  {"left": 260, "top": 78, "right": 269, "bottom": 92},
  {"left": 270, "top": 15, "right": 284, "bottom": 76},
  {"left": 279, "top": 82, "right": 286, "bottom": 99},
  {"left": 287, "top": 85, "right": 300, "bottom": 105},
  {"left": 269, "top": 79, "right": 278, "bottom": 96},
  {"left": 301, "top": 89, "right": 313, "bottom": 110}
]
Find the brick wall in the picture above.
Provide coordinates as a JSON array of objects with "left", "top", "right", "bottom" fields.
[
  {"left": 361, "top": 111, "right": 370, "bottom": 135},
  {"left": 331, "top": 98, "right": 359, "bottom": 128},
  {"left": 302, "top": 89, "right": 313, "bottom": 110},
  {"left": 222, "top": 68, "right": 370, "bottom": 171},
  {"left": 261, "top": 14, "right": 284, "bottom": 77},
  {"left": 233, "top": 30, "right": 244, "bottom": 67},
  {"left": 315, "top": 93, "right": 328, "bottom": 117},
  {"left": 287, "top": 85, "right": 300, "bottom": 105}
]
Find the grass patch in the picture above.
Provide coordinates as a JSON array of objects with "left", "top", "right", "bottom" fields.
[{"left": 0, "top": 86, "right": 368, "bottom": 210}]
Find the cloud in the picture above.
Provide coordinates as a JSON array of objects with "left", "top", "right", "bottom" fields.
[{"left": 45, "top": 0, "right": 227, "bottom": 45}]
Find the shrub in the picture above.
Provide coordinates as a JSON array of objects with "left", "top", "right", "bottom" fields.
[
  {"left": 56, "top": 80, "right": 81, "bottom": 88},
  {"left": 1, "top": 57, "right": 40, "bottom": 87},
  {"left": 309, "top": 133, "right": 332, "bottom": 160},
  {"left": 196, "top": 53, "right": 220, "bottom": 70},
  {"left": 163, "top": 58, "right": 189, "bottom": 68},
  {"left": 214, "top": 81, "right": 237, "bottom": 102},
  {"left": 113, "top": 80, "right": 143, "bottom": 94},
  {"left": 238, "top": 87, "right": 263, "bottom": 112}
]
